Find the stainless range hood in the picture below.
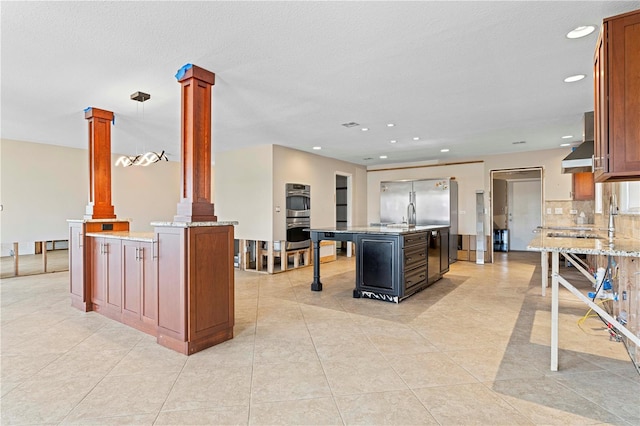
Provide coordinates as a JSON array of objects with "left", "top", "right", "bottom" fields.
[{"left": 562, "top": 111, "right": 594, "bottom": 174}]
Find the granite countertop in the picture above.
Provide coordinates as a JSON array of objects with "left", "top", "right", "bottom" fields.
[
  {"left": 67, "top": 218, "right": 131, "bottom": 223},
  {"left": 85, "top": 231, "right": 155, "bottom": 242},
  {"left": 151, "top": 221, "right": 238, "bottom": 228},
  {"left": 527, "top": 228, "right": 640, "bottom": 257},
  {"left": 308, "top": 225, "right": 448, "bottom": 235}
]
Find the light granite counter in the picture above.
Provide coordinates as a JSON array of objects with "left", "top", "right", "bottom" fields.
[
  {"left": 527, "top": 231, "right": 640, "bottom": 257},
  {"left": 307, "top": 225, "right": 447, "bottom": 235},
  {"left": 151, "top": 221, "right": 238, "bottom": 228},
  {"left": 85, "top": 231, "right": 155, "bottom": 242},
  {"left": 527, "top": 229, "right": 640, "bottom": 372}
]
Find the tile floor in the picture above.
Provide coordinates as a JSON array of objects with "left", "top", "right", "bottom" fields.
[{"left": 1, "top": 251, "right": 638, "bottom": 425}]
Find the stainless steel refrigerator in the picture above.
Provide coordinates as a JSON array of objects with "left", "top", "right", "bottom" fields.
[{"left": 380, "top": 178, "right": 458, "bottom": 261}]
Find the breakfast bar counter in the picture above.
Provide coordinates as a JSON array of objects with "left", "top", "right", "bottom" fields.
[{"left": 528, "top": 230, "right": 640, "bottom": 371}]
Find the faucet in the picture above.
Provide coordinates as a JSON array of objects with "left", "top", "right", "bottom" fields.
[
  {"left": 407, "top": 191, "right": 416, "bottom": 227},
  {"left": 608, "top": 194, "right": 617, "bottom": 241}
]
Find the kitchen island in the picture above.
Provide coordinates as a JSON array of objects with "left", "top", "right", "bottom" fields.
[
  {"left": 309, "top": 225, "right": 449, "bottom": 302},
  {"left": 528, "top": 230, "right": 640, "bottom": 371}
]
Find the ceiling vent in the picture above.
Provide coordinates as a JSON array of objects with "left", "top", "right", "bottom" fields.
[{"left": 341, "top": 122, "right": 359, "bottom": 128}]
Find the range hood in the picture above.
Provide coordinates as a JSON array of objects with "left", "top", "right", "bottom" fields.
[{"left": 562, "top": 111, "right": 594, "bottom": 174}]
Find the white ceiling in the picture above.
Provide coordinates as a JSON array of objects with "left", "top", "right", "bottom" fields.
[{"left": 2, "top": 1, "right": 638, "bottom": 167}]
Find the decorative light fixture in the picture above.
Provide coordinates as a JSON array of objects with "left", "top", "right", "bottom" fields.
[{"left": 115, "top": 91, "right": 169, "bottom": 167}]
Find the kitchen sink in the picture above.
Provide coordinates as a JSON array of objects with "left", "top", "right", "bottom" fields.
[{"left": 546, "top": 232, "right": 603, "bottom": 239}]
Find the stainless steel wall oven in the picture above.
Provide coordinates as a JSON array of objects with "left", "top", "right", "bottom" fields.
[{"left": 286, "top": 183, "right": 311, "bottom": 249}]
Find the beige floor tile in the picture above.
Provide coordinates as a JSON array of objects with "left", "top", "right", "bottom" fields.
[
  {"left": 491, "top": 377, "right": 626, "bottom": 425},
  {"left": 34, "top": 349, "right": 129, "bottom": 381},
  {"left": 182, "top": 335, "right": 255, "bottom": 371},
  {"left": 251, "top": 361, "right": 331, "bottom": 403},
  {"left": 335, "top": 390, "right": 438, "bottom": 425},
  {"left": 249, "top": 397, "right": 342, "bottom": 425},
  {"left": 322, "top": 355, "right": 407, "bottom": 396},
  {"left": 63, "top": 372, "right": 178, "bottom": 422},
  {"left": 155, "top": 406, "right": 249, "bottom": 425},
  {"left": 413, "top": 382, "right": 533, "bottom": 425},
  {"left": 555, "top": 370, "right": 640, "bottom": 424},
  {"left": 390, "top": 352, "right": 479, "bottom": 388},
  {"left": 445, "top": 345, "right": 547, "bottom": 382},
  {"left": 1, "top": 352, "right": 61, "bottom": 383},
  {"left": 72, "top": 322, "right": 145, "bottom": 352},
  {"left": 365, "top": 327, "right": 439, "bottom": 357},
  {"left": 162, "top": 366, "right": 252, "bottom": 411},
  {"left": 1, "top": 376, "right": 101, "bottom": 424},
  {"left": 107, "top": 344, "right": 187, "bottom": 376},
  {"left": 60, "top": 412, "right": 158, "bottom": 425},
  {"left": 253, "top": 334, "right": 319, "bottom": 365}
]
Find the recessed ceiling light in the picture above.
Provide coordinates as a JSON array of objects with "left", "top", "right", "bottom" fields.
[
  {"left": 560, "top": 143, "right": 571, "bottom": 147},
  {"left": 386, "top": 123, "right": 395, "bottom": 127},
  {"left": 313, "top": 146, "right": 321, "bottom": 150},
  {"left": 413, "top": 137, "right": 420, "bottom": 141},
  {"left": 561, "top": 135, "right": 573, "bottom": 139},
  {"left": 379, "top": 155, "right": 388, "bottom": 159},
  {"left": 564, "top": 74, "right": 586, "bottom": 83},
  {"left": 440, "top": 149, "right": 450, "bottom": 153},
  {"left": 567, "top": 25, "right": 596, "bottom": 39},
  {"left": 361, "top": 127, "right": 369, "bottom": 132},
  {"left": 390, "top": 140, "right": 397, "bottom": 144}
]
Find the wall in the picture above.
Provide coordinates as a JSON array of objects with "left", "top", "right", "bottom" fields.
[
  {"left": 367, "top": 148, "right": 573, "bottom": 236},
  {"left": 214, "top": 145, "right": 273, "bottom": 241},
  {"left": 0, "top": 139, "right": 189, "bottom": 256},
  {"left": 215, "top": 144, "right": 367, "bottom": 242},
  {"left": 367, "top": 161, "right": 484, "bottom": 235},
  {"left": 272, "top": 145, "right": 367, "bottom": 241}
]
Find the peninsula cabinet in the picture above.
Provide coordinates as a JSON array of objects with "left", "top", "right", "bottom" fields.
[
  {"left": 593, "top": 9, "right": 640, "bottom": 182},
  {"left": 154, "top": 223, "right": 235, "bottom": 355},
  {"left": 122, "top": 240, "right": 157, "bottom": 335}
]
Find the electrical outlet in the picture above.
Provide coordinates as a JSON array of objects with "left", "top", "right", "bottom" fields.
[
  {"left": 570, "top": 209, "right": 577, "bottom": 215},
  {"left": 554, "top": 207, "right": 563, "bottom": 214},
  {"left": 546, "top": 208, "right": 552, "bottom": 215}
]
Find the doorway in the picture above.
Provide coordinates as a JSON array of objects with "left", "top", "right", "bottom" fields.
[
  {"left": 491, "top": 168, "right": 543, "bottom": 253},
  {"left": 335, "top": 173, "right": 352, "bottom": 257}
]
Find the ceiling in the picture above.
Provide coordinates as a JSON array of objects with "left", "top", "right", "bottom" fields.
[{"left": 2, "top": 1, "right": 638, "bottom": 167}]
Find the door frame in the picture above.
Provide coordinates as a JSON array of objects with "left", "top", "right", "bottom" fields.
[
  {"left": 335, "top": 171, "right": 353, "bottom": 257},
  {"left": 490, "top": 167, "right": 544, "bottom": 256}
]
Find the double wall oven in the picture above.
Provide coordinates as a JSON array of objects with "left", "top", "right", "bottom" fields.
[{"left": 286, "top": 183, "right": 311, "bottom": 250}]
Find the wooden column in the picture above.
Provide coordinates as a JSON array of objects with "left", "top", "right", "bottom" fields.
[
  {"left": 84, "top": 107, "right": 116, "bottom": 219},
  {"left": 174, "top": 64, "right": 217, "bottom": 222}
]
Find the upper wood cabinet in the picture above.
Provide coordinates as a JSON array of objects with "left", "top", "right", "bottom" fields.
[
  {"left": 594, "top": 9, "right": 640, "bottom": 182},
  {"left": 572, "top": 172, "right": 595, "bottom": 200}
]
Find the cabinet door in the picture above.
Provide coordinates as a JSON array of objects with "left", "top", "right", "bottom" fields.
[
  {"left": 594, "top": 26, "right": 608, "bottom": 179},
  {"left": 440, "top": 229, "right": 450, "bottom": 274},
  {"left": 69, "top": 223, "right": 86, "bottom": 301},
  {"left": 90, "top": 238, "right": 106, "bottom": 306},
  {"left": 122, "top": 240, "right": 141, "bottom": 318},
  {"left": 356, "top": 236, "right": 398, "bottom": 293},
  {"left": 140, "top": 242, "right": 157, "bottom": 325},
  {"left": 609, "top": 12, "right": 640, "bottom": 177},
  {"left": 572, "top": 172, "right": 595, "bottom": 200},
  {"left": 104, "top": 240, "right": 122, "bottom": 313}
]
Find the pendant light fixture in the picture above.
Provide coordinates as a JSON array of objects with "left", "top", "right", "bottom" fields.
[{"left": 115, "top": 91, "right": 169, "bottom": 167}]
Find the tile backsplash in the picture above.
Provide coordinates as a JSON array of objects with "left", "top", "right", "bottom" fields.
[{"left": 543, "top": 200, "right": 595, "bottom": 228}]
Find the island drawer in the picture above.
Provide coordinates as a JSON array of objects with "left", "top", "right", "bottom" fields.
[
  {"left": 403, "top": 232, "right": 428, "bottom": 248},
  {"left": 404, "top": 245, "right": 427, "bottom": 270},
  {"left": 404, "top": 265, "right": 427, "bottom": 293}
]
